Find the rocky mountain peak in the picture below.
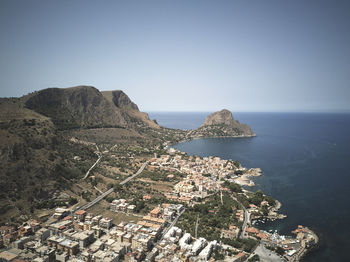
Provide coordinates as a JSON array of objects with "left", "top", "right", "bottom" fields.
[
  {"left": 110, "top": 90, "right": 139, "bottom": 111},
  {"left": 202, "top": 109, "right": 235, "bottom": 126}
]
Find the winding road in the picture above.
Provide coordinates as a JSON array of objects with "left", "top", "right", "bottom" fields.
[
  {"left": 83, "top": 145, "right": 102, "bottom": 180},
  {"left": 75, "top": 160, "right": 148, "bottom": 212},
  {"left": 231, "top": 195, "right": 249, "bottom": 239}
]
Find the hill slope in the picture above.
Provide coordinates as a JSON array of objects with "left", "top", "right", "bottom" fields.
[
  {"left": 24, "top": 86, "right": 127, "bottom": 130},
  {"left": 0, "top": 86, "right": 163, "bottom": 223}
]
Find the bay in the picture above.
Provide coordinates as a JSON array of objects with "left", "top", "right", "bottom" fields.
[{"left": 148, "top": 112, "right": 350, "bottom": 262}]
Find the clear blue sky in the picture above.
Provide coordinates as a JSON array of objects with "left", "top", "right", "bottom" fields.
[{"left": 1, "top": 0, "right": 350, "bottom": 112}]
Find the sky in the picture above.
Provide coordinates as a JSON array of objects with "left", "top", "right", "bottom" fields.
[{"left": 1, "top": 0, "right": 350, "bottom": 112}]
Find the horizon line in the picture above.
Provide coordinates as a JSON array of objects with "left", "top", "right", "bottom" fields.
[{"left": 145, "top": 110, "right": 350, "bottom": 113}]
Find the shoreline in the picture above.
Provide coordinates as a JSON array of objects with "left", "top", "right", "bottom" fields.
[
  {"left": 169, "top": 133, "right": 257, "bottom": 147},
  {"left": 168, "top": 135, "right": 319, "bottom": 261}
]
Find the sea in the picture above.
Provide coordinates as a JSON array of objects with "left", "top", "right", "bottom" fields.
[{"left": 148, "top": 112, "right": 350, "bottom": 262}]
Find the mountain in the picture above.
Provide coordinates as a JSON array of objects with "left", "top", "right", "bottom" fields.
[
  {"left": 24, "top": 86, "right": 127, "bottom": 130},
  {"left": 0, "top": 86, "right": 163, "bottom": 223},
  {"left": 0, "top": 87, "right": 254, "bottom": 223},
  {"left": 102, "top": 90, "right": 159, "bottom": 129},
  {"left": 187, "top": 109, "right": 255, "bottom": 138}
]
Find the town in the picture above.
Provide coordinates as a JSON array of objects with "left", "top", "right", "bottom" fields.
[{"left": 0, "top": 148, "right": 318, "bottom": 262}]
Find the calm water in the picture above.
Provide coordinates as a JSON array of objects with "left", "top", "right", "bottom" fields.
[{"left": 149, "top": 112, "right": 350, "bottom": 262}]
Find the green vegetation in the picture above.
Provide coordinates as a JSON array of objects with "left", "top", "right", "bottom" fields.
[
  {"left": 222, "top": 237, "right": 258, "bottom": 253},
  {"left": 141, "top": 169, "right": 185, "bottom": 182},
  {"left": 130, "top": 198, "right": 146, "bottom": 213},
  {"left": 233, "top": 160, "right": 241, "bottom": 168},
  {"left": 33, "top": 197, "right": 77, "bottom": 209},
  {"left": 212, "top": 247, "right": 225, "bottom": 260},
  {"left": 249, "top": 190, "right": 276, "bottom": 206},
  {"left": 223, "top": 181, "right": 243, "bottom": 193},
  {"left": 177, "top": 193, "right": 239, "bottom": 241}
]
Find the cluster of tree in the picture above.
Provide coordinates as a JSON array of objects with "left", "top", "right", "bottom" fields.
[
  {"left": 81, "top": 191, "right": 92, "bottom": 202},
  {"left": 33, "top": 197, "right": 77, "bottom": 209},
  {"left": 223, "top": 181, "right": 243, "bottom": 193},
  {"left": 233, "top": 160, "right": 241, "bottom": 168},
  {"left": 130, "top": 197, "right": 146, "bottom": 213},
  {"left": 177, "top": 194, "right": 239, "bottom": 241},
  {"left": 212, "top": 247, "right": 225, "bottom": 260},
  {"left": 141, "top": 170, "right": 179, "bottom": 182},
  {"left": 249, "top": 190, "right": 276, "bottom": 206},
  {"left": 222, "top": 237, "right": 258, "bottom": 253}
]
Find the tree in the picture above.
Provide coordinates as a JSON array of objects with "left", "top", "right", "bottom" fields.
[
  {"left": 250, "top": 190, "right": 264, "bottom": 205},
  {"left": 233, "top": 160, "right": 241, "bottom": 168},
  {"left": 264, "top": 195, "right": 276, "bottom": 206},
  {"left": 69, "top": 197, "right": 78, "bottom": 205},
  {"left": 223, "top": 181, "right": 242, "bottom": 193},
  {"left": 262, "top": 205, "right": 268, "bottom": 216},
  {"left": 276, "top": 246, "right": 285, "bottom": 256},
  {"left": 113, "top": 183, "right": 122, "bottom": 191}
]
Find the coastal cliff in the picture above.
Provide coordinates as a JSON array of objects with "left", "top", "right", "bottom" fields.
[
  {"left": 187, "top": 109, "right": 256, "bottom": 139},
  {"left": 102, "top": 90, "right": 160, "bottom": 129}
]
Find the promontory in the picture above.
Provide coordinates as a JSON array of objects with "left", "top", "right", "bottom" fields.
[{"left": 186, "top": 109, "right": 256, "bottom": 139}]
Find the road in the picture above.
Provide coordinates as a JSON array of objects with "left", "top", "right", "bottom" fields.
[
  {"left": 76, "top": 161, "right": 148, "bottom": 212},
  {"left": 250, "top": 243, "right": 284, "bottom": 262},
  {"left": 120, "top": 161, "right": 148, "bottom": 185},
  {"left": 83, "top": 146, "right": 102, "bottom": 180},
  {"left": 240, "top": 208, "right": 250, "bottom": 238},
  {"left": 77, "top": 187, "right": 114, "bottom": 211},
  {"left": 160, "top": 208, "right": 185, "bottom": 239},
  {"left": 231, "top": 195, "right": 249, "bottom": 239},
  {"left": 145, "top": 208, "right": 185, "bottom": 261}
]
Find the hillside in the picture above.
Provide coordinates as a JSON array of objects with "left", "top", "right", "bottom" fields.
[
  {"left": 0, "top": 97, "right": 97, "bottom": 223},
  {"left": 0, "top": 86, "right": 166, "bottom": 223},
  {"left": 24, "top": 86, "right": 126, "bottom": 130},
  {"left": 0, "top": 88, "right": 254, "bottom": 224}
]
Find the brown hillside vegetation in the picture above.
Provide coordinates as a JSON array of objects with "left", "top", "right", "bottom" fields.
[{"left": 0, "top": 86, "right": 164, "bottom": 223}]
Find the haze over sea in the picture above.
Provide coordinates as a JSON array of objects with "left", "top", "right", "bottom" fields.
[{"left": 149, "top": 112, "right": 350, "bottom": 262}]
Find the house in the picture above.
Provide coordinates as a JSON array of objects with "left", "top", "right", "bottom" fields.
[
  {"left": 53, "top": 208, "right": 70, "bottom": 220},
  {"left": 99, "top": 217, "right": 113, "bottom": 229},
  {"left": 221, "top": 225, "right": 239, "bottom": 239},
  {"left": 75, "top": 210, "right": 86, "bottom": 222},
  {"left": 143, "top": 195, "right": 152, "bottom": 201},
  {"left": 35, "top": 228, "right": 51, "bottom": 243},
  {"left": 232, "top": 252, "right": 247, "bottom": 262},
  {"left": 127, "top": 205, "right": 136, "bottom": 214},
  {"left": 131, "top": 233, "right": 152, "bottom": 251},
  {"left": 246, "top": 227, "right": 260, "bottom": 236},
  {"left": 57, "top": 239, "right": 79, "bottom": 255},
  {"left": 149, "top": 208, "right": 161, "bottom": 218}
]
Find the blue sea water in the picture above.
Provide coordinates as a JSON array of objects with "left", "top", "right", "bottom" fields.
[{"left": 148, "top": 112, "right": 350, "bottom": 262}]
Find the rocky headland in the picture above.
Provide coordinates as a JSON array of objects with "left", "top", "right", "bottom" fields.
[{"left": 186, "top": 109, "right": 256, "bottom": 139}]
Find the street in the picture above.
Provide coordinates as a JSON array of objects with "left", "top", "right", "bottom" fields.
[{"left": 75, "top": 160, "right": 148, "bottom": 212}]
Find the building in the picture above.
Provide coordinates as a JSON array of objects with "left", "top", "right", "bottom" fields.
[
  {"left": 99, "top": 217, "right": 113, "bottom": 229},
  {"left": 75, "top": 210, "right": 87, "bottom": 222},
  {"left": 131, "top": 233, "right": 152, "bottom": 251},
  {"left": 191, "top": 238, "right": 207, "bottom": 256},
  {"left": 149, "top": 208, "right": 161, "bottom": 218}
]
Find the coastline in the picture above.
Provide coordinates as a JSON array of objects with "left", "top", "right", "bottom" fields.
[
  {"left": 167, "top": 133, "right": 257, "bottom": 150},
  {"left": 170, "top": 134, "right": 319, "bottom": 261}
]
